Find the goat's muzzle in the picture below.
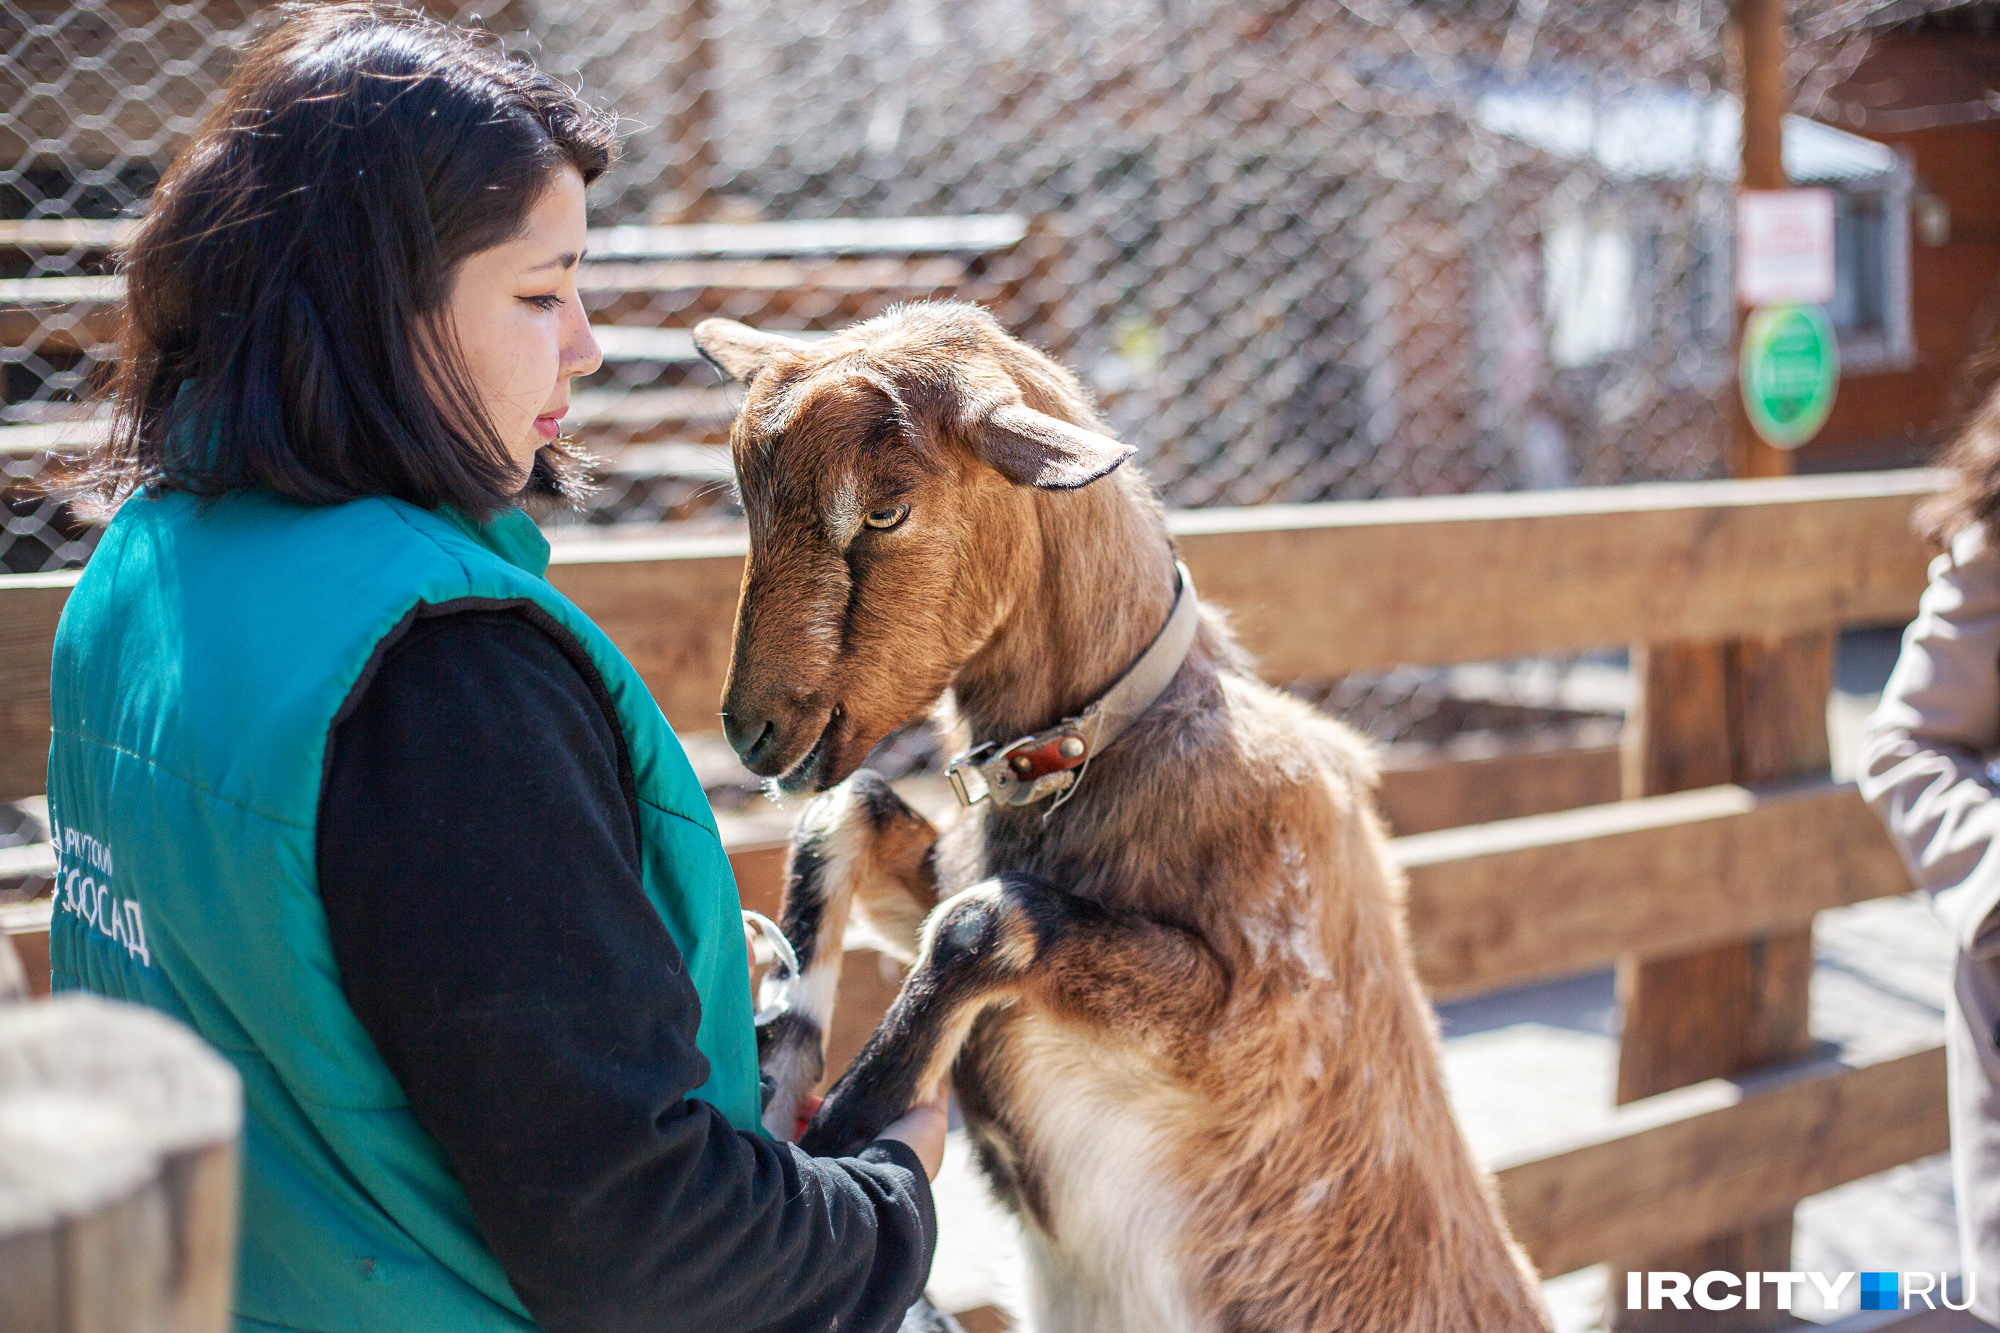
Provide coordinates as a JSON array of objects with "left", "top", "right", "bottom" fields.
[
  {"left": 721, "top": 708, "right": 777, "bottom": 769},
  {"left": 722, "top": 696, "right": 845, "bottom": 791}
]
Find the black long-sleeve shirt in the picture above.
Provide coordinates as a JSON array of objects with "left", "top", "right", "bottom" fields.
[{"left": 316, "top": 606, "right": 935, "bottom": 1333}]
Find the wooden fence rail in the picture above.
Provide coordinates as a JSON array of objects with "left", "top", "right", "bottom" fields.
[
  {"left": 1496, "top": 1038, "right": 1947, "bottom": 1278},
  {"left": 0, "top": 469, "right": 1950, "bottom": 1300},
  {"left": 1402, "top": 777, "right": 1908, "bottom": 1000},
  {"left": 0, "top": 470, "right": 1939, "bottom": 801}
]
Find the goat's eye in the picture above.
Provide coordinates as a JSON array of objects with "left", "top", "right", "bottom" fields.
[{"left": 863, "top": 504, "right": 910, "bottom": 530}]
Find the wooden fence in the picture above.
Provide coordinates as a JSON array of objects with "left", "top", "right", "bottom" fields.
[
  {"left": 0, "top": 214, "right": 1054, "bottom": 457},
  {"left": 0, "top": 994, "right": 242, "bottom": 1333},
  {"left": 0, "top": 468, "right": 1949, "bottom": 1312}
]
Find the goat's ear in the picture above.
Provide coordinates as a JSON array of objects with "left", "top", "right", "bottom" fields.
[
  {"left": 692, "top": 319, "right": 811, "bottom": 383},
  {"left": 978, "top": 403, "right": 1136, "bottom": 490}
]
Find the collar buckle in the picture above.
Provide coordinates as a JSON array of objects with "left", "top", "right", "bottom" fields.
[
  {"left": 945, "top": 742, "right": 996, "bottom": 807},
  {"left": 946, "top": 725, "right": 1092, "bottom": 809}
]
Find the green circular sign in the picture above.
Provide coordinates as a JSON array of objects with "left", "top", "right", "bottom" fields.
[{"left": 1741, "top": 304, "right": 1838, "bottom": 449}]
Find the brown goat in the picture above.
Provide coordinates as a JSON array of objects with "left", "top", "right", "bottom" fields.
[{"left": 694, "top": 302, "right": 1551, "bottom": 1333}]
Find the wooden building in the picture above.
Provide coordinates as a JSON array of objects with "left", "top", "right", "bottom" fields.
[{"left": 1806, "top": 9, "right": 2000, "bottom": 471}]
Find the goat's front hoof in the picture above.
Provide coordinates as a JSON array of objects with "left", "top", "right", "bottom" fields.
[{"left": 756, "top": 1009, "right": 826, "bottom": 1141}]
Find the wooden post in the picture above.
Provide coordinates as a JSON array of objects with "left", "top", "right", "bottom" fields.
[
  {"left": 1729, "top": 0, "right": 1795, "bottom": 482},
  {"left": 1607, "top": 4, "right": 1826, "bottom": 1327},
  {"left": 1, "top": 900, "right": 52, "bottom": 1001},
  {"left": 0, "top": 926, "right": 26, "bottom": 1003},
  {"left": 0, "top": 994, "right": 243, "bottom": 1333}
]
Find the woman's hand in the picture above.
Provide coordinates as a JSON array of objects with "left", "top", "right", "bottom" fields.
[{"left": 877, "top": 1084, "right": 950, "bottom": 1181}]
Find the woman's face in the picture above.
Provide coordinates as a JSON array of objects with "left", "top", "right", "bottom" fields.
[{"left": 443, "top": 165, "right": 601, "bottom": 486}]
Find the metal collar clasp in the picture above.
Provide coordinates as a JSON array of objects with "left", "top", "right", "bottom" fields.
[{"left": 945, "top": 742, "right": 996, "bottom": 807}]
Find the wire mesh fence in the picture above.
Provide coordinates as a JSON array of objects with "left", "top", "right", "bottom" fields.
[{"left": 0, "top": 0, "right": 1953, "bottom": 748}]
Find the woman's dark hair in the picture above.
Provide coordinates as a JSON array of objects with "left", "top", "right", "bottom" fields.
[
  {"left": 1922, "top": 346, "right": 2000, "bottom": 544},
  {"left": 82, "top": 3, "right": 618, "bottom": 518}
]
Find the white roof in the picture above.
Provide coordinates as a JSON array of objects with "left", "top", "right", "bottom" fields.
[{"left": 1474, "top": 88, "right": 1900, "bottom": 184}]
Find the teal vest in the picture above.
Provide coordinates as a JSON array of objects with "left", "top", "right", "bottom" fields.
[{"left": 47, "top": 490, "right": 763, "bottom": 1333}]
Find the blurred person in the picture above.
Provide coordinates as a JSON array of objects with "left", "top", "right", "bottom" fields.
[
  {"left": 1862, "top": 371, "right": 2000, "bottom": 1327},
  {"left": 46, "top": 7, "right": 943, "bottom": 1331}
]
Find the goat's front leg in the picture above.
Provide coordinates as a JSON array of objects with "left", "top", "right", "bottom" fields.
[
  {"left": 799, "top": 873, "right": 1228, "bottom": 1158},
  {"left": 757, "top": 769, "right": 939, "bottom": 1139}
]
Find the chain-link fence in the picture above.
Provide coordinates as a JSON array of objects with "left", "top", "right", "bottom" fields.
[{"left": 0, "top": 0, "right": 1957, "bottom": 759}]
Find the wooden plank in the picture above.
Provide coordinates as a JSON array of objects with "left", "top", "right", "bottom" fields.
[
  {"left": 1375, "top": 741, "right": 1622, "bottom": 837},
  {"left": 14, "top": 842, "right": 802, "bottom": 1029},
  {"left": 728, "top": 841, "right": 787, "bottom": 922},
  {"left": 576, "top": 256, "right": 970, "bottom": 295},
  {"left": 1620, "top": 641, "right": 1733, "bottom": 797},
  {"left": 600, "top": 443, "right": 735, "bottom": 481},
  {"left": 568, "top": 269, "right": 1007, "bottom": 336},
  {"left": 541, "top": 472, "right": 1935, "bottom": 730},
  {"left": 1396, "top": 779, "right": 1911, "bottom": 1001},
  {"left": 585, "top": 214, "right": 1027, "bottom": 261},
  {"left": 0, "top": 276, "right": 125, "bottom": 353},
  {"left": 1172, "top": 471, "right": 1939, "bottom": 677},
  {"left": 1616, "top": 936, "right": 1817, "bottom": 1104},
  {"left": 0, "top": 220, "right": 136, "bottom": 249},
  {"left": 1608, "top": 606, "right": 1832, "bottom": 1322},
  {"left": 0, "top": 305, "right": 120, "bottom": 355},
  {"left": 1497, "top": 1040, "right": 1948, "bottom": 1277},
  {"left": 1613, "top": 634, "right": 1830, "bottom": 1102},
  {"left": 565, "top": 385, "right": 741, "bottom": 429},
  {"left": 589, "top": 326, "right": 827, "bottom": 365},
  {"left": 1728, "top": 630, "right": 1838, "bottom": 790},
  {"left": 0, "top": 384, "right": 741, "bottom": 455},
  {"left": 0, "top": 276, "right": 121, "bottom": 303},
  {"left": 0, "top": 258, "right": 976, "bottom": 357},
  {"left": 1614, "top": 634, "right": 1829, "bottom": 1106},
  {"left": 0, "top": 575, "right": 75, "bottom": 803},
  {"left": 0, "top": 921, "right": 25, "bottom": 1002},
  {"left": 0, "top": 419, "right": 111, "bottom": 456},
  {"left": 0, "top": 747, "right": 1612, "bottom": 898},
  {"left": 543, "top": 536, "right": 747, "bottom": 740},
  {"left": 0, "top": 475, "right": 1940, "bottom": 792},
  {"left": 0, "top": 214, "right": 1027, "bottom": 259},
  {"left": 743, "top": 779, "right": 1917, "bottom": 1037},
  {"left": 0, "top": 994, "right": 242, "bottom": 1333},
  {"left": 3, "top": 899, "right": 53, "bottom": 1000}
]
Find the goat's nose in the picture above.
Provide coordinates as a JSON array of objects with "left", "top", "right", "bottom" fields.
[{"left": 721, "top": 709, "right": 776, "bottom": 768}]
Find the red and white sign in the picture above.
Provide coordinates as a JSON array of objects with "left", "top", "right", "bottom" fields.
[{"left": 1736, "top": 188, "right": 1836, "bottom": 307}]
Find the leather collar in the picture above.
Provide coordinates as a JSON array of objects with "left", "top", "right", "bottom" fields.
[{"left": 946, "top": 561, "right": 1199, "bottom": 809}]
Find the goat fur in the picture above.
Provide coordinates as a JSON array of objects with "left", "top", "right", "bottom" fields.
[{"left": 696, "top": 302, "right": 1551, "bottom": 1333}]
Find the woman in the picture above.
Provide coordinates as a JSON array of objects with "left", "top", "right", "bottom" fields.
[
  {"left": 1862, "top": 375, "right": 2000, "bottom": 1325},
  {"left": 46, "top": 7, "right": 944, "bottom": 1332}
]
